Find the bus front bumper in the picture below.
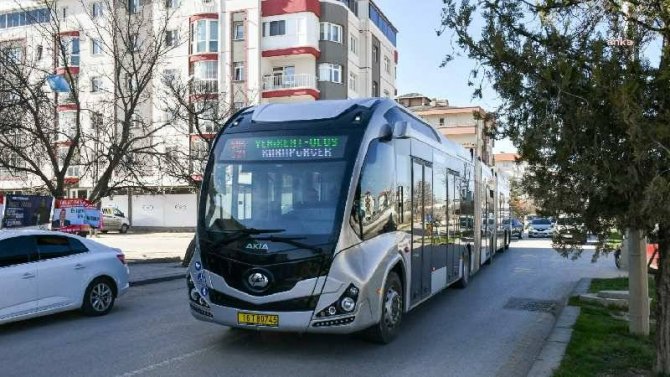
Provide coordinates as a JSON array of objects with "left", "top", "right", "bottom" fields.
[{"left": 190, "top": 299, "right": 375, "bottom": 334}]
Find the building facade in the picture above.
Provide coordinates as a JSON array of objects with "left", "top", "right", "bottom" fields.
[
  {"left": 397, "top": 93, "right": 494, "bottom": 166},
  {"left": 494, "top": 153, "right": 526, "bottom": 182},
  {"left": 0, "top": 0, "right": 398, "bottom": 199}
]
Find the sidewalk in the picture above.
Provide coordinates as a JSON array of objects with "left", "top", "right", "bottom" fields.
[
  {"left": 129, "top": 262, "right": 187, "bottom": 286},
  {"left": 93, "top": 232, "right": 193, "bottom": 262}
]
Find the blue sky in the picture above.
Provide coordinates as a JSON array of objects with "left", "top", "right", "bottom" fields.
[
  {"left": 375, "top": 1, "right": 666, "bottom": 155},
  {"left": 374, "top": 0, "right": 517, "bottom": 153}
]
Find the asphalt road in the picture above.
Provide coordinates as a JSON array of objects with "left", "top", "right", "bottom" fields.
[{"left": 0, "top": 239, "right": 624, "bottom": 377}]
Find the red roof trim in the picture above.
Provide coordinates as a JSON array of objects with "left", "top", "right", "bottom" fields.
[
  {"left": 190, "top": 133, "right": 216, "bottom": 141},
  {"left": 64, "top": 177, "right": 80, "bottom": 185},
  {"left": 262, "top": 0, "right": 320, "bottom": 17},
  {"left": 59, "top": 31, "right": 80, "bottom": 37},
  {"left": 56, "top": 67, "right": 80, "bottom": 75},
  {"left": 262, "top": 46, "right": 320, "bottom": 59},
  {"left": 262, "top": 88, "right": 319, "bottom": 100},
  {"left": 189, "top": 13, "right": 219, "bottom": 22},
  {"left": 189, "top": 53, "right": 219, "bottom": 62},
  {"left": 57, "top": 104, "right": 78, "bottom": 112}
]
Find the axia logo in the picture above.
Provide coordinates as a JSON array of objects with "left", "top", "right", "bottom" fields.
[{"left": 245, "top": 243, "right": 269, "bottom": 250}]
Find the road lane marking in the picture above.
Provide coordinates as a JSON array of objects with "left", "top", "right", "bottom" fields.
[{"left": 113, "top": 346, "right": 216, "bottom": 377}]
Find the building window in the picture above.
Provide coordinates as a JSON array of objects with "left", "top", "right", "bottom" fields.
[
  {"left": 439, "top": 118, "right": 445, "bottom": 127},
  {"left": 62, "top": 6, "right": 68, "bottom": 18},
  {"left": 1, "top": 8, "right": 50, "bottom": 29},
  {"left": 92, "top": 2, "right": 104, "bottom": 18},
  {"left": 130, "top": 35, "right": 140, "bottom": 51},
  {"left": 166, "top": 30, "right": 178, "bottom": 47},
  {"left": 372, "top": 81, "right": 379, "bottom": 96},
  {"left": 383, "top": 89, "right": 390, "bottom": 98},
  {"left": 192, "top": 19, "right": 218, "bottom": 53},
  {"left": 233, "top": 62, "right": 245, "bottom": 81},
  {"left": 348, "top": 71, "right": 357, "bottom": 92},
  {"left": 233, "top": 22, "right": 244, "bottom": 40},
  {"left": 193, "top": 60, "right": 218, "bottom": 93},
  {"left": 320, "top": 22, "right": 342, "bottom": 43},
  {"left": 59, "top": 37, "right": 80, "bottom": 66},
  {"left": 91, "top": 39, "right": 103, "bottom": 55},
  {"left": 384, "top": 55, "right": 390, "bottom": 73},
  {"left": 162, "top": 68, "right": 178, "bottom": 85},
  {"left": 350, "top": 34, "right": 358, "bottom": 55},
  {"left": 262, "top": 20, "right": 286, "bottom": 37},
  {"left": 372, "top": 45, "right": 379, "bottom": 63},
  {"left": 319, "top": 63, "right": 342, "bottom": 84},
  {"left": 164, "top": 0, "right": 179, "bottom": 9},
  {"left": 36, "top": 44, "right": 43, "bottom": 60},
  {"left": 91, "top": 77, "right": 103, "bottom": 93},
  {"left": 129, "top": 0, "right": 141, "bottom": 13}
]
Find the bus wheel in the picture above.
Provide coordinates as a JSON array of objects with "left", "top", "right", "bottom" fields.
[
  {"left": 455, "top": 252, "right": 470, "bottom": 289},
  {"left": 364, "top": 272, "right": 403, "bottom": 344}
]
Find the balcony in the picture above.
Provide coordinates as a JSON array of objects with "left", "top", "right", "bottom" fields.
[
  {"left": 191, "top": 79, "right": 218, "bottom": 97},
  {"left": 262, "top": 73, "right": 319, "bottom": 100}
]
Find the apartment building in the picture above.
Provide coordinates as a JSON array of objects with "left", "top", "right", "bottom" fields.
[
  {"left": 0, "top": 0, "right": 398, "bottom": 200},
  {"left": 397, "top": 93, "right": 495, "bottom": 166},
  {"left": 494, "top": 153, "right": 526, "bottom": 182}
]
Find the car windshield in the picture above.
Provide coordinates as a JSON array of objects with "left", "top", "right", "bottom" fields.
[
  {"left": 203, "top": 134, "right": 350, "bottom": 238},
  {"left": 532, "top": 218, "right": 551, "bottom": 225}
]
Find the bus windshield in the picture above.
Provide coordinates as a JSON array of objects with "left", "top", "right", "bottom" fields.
[{"left": 202, "top": 133, "right": 352, "bottom": 241}]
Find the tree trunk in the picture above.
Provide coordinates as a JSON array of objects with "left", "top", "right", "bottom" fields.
[{"left": 655, "top": 224, "right": 670, "bottom": 375}]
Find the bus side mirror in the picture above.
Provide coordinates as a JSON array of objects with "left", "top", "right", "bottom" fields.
[
  {"left": 392, "top": 121, "right": 409, "bottom": 139},
  {"left": 379, "top": 123, "right": 393, "bottom": 141}
]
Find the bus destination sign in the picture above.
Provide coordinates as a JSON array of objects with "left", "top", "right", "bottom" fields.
[{"left": 221, "top": 136, "right": 347, "bottom": 160}]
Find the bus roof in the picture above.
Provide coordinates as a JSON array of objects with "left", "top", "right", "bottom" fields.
[{"left": 251, "top": 98, "right": 381, "bottom": 123}]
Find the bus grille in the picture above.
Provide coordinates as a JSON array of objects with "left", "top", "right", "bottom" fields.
[{"left": 209, "top": 289, "right": 319, "bottom": 312}]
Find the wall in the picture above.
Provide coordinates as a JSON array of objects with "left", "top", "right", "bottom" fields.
[{"left": 102, "top": 193, "right": 198, "bottom": 228}]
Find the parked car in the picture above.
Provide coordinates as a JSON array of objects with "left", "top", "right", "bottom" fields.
[
  {"left": 553, "top": 216, "right": 587, "bottom": 244},
  {"left": 101, "top": 207, "right": 130, "bottom": 234},
  {"left": 528, "top": 218, "right": 553, "bottom": 238},
  {"left": 0, "top": 229, "right": 129, "bottom": 325},
  {"left": 503, "top": 218, "right": 524, "bottom": 239}
]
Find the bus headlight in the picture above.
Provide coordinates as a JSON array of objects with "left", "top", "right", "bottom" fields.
[
  {"left": 340, "top": 297, "right": 356, "bottom": 312},
  {"left": 316, "top": 284, "right": 360, "bottom": 317}
]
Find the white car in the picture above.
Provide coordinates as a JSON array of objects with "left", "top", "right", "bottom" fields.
[
  {"left": 0, "top": 229, "right": 129, "bottom": 325},
  {"left": 528, "top": 218, "right": 554, "bottom": 238}
]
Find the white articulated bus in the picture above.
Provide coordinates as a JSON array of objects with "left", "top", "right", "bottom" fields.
[{"left": 187, "top": 99, "right": 511, "bottom": 343}]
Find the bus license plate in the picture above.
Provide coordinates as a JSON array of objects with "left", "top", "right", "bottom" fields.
[{"left": 237, "top": 312, "right": 279, "bottom": 327}]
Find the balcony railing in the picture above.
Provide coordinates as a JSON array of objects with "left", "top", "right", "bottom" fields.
[
  {"left": 262, "top": 73, "right": 316, "bottom": 91},
  {"left": 191, "top": 79, "right": 218, "bottom": 94}
]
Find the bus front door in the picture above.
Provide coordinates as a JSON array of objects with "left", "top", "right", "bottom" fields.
[{"left": 411, "top": 160, "right": 433, "bottom": 305}]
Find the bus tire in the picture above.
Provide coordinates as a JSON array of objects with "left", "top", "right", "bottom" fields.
[
  {"left": 364, "top": 271, "right": 403, "bottom": 344},
  {"left": 455, "top": 251, "right": 470, "bottom": 289}
]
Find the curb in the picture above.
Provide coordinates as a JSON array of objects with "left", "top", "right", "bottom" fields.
[
  {"left": 526, "top": 278, "right": 590, "bottom": 377},
  {"left": 127, "top": 257, "right": 182, "bottom": 265},
  {"left": 129, "top": 273, "right": 185, "bottom": 287}
]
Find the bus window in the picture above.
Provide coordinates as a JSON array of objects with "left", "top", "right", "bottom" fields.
[{"left": 350, "top": 139, "right": 396, "bottom": 240}]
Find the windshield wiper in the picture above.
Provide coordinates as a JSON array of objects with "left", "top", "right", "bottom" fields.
[
  {"left": 253, "top": 235, "right": 324, "bottom": 253},
  {"left": 208, "top": 228, "right": 285, "bottom": 248}
]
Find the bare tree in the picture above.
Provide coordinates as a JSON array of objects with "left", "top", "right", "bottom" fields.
[
  {"left": 0, "top": 0, "right": 180, "bottom": 202},
  {"left": 157, "top": 72, "right": 256, "bottom": 189}
]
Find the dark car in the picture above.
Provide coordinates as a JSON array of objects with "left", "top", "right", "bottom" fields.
[{"left": 503, "top": 218, "right": 524, "bottom": 239}]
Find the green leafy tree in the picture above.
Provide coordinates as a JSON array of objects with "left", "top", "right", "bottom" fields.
[{"left": 440, "top": 1, "right": 670, "bottom": 373}]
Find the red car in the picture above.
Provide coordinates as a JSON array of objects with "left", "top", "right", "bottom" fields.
[{"left": 614, "top": 242, "right": 659, "bottom": 273}]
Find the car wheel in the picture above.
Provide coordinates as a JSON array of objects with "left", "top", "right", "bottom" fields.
[
  {"left": 363, "top": 271, "right": 403, "bottom": 344},
  {"left": 455, "top": 251, "right": 470, "bottom": 289},
  {"left": 82, "top": 277, "right": 116, "bottom": 316},
  {"left": 120, "top": 224, "right": 129, "bottom": 234}
]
